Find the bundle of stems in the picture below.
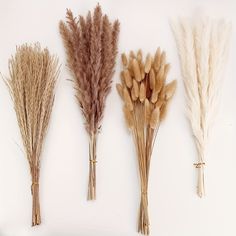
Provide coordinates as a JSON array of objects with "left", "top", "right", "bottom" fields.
[
  {"left": 117, "top": 49, "right": 176, "bottom": 235},
  {"left": 5, "top": 43, "right": 59, "bottom": 226},
  {"left": 171, "top": 17, "right": 231, "bottom": 197},
  {"left": 59, "top": 5, "right": 119, "bottom": 200}
]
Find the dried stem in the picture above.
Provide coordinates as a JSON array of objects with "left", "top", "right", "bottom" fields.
[
  {"left": 88, "top": 133, "right": 97, "bottom": 200},
  {"left": 31, "top": 166, "right": 41, "bottom": 226},
  {"left": 60, "top": 5, "right": 119, "bottom": 200},
  {"left": 5, "top": 43, "right": 59, "bottom": 226},
  {"left": 196, "top": 166, "right": 205, "bottom": 197},
  {"left": 117, "top": 49, "right": 176, "bottom": 235},
  {"left": 171, "top": 18, "right": 231, "bottom": 197},
  {"left": 138, "top": 193, "right": 149, "bottom": 235},
  {"left": 194, "top": 156, "right": 205, "bottom": 197}
]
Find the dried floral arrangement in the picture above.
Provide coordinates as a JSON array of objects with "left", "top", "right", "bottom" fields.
[
  {"left": 5, "top": 43, "right": 59, "bottom": 226},
  {"left": 117, "top": 49, "right": 176, "bottom": 235},
  {"left": 59, "top": 5, "right": 119, "bottom": 200},
  {"left": 171, "top": 18, "right": 231, "bottom": 197}
]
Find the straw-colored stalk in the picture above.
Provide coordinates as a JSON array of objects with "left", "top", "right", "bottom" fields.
[
  {"left": 5, "top": 44, "right": 59, "bottom": 226},
  {"left": 117, "top": 49, "right": 176, "bottom": 235},
  {"left": 171, "top": 18, "right": 231, "bottom": 197}
]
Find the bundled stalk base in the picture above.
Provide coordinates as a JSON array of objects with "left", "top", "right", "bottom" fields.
[
  {"left": 60, "top": 5, "right": 119, "bottom": 200},
  {"left": 138, "top": 193, "right": 149, "bottom": 235},
  {"left": 6, "top": 44, "right": 59, "bottom": 226},
  {"left": 171, "top": 17, "right": 231, "bottom": 197},
  {"left": 117, "top": 49, "right": 176, "bottom": 234},
  {"left": 194, "top": 162, "right": 205, "bottom": 197},
  {"left": 88, "top": 133, "right": 97, "bottom": 200},
  {"left": 31, "top": 166, "right": 41, "bottom": 226}
]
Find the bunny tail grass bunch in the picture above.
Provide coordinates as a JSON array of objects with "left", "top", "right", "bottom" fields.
[
  {"left": 171, "top": 18, "right": 231, "bottom": 198},
  {"left": 59, "top": 5, "right": 119, "bottom": 200},
  {"left": 6, "top": 43, "right": 59, "bottom": 226},
  {"left": 117, "top": 49, "right": 176, "bottom": 235}
]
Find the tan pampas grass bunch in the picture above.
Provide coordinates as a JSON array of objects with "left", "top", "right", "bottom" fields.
[
  {"left": 171, "top": 18, "right": 231, "bottom": 197},
  {"left": 5, "top": 43, "right": 59, "bottom": 226},
  {"left": 59, "top": 5, "right": 119, "bottom": 200},
  {"left": 117, "top": 49, "right": 176, "bottom": 235}
]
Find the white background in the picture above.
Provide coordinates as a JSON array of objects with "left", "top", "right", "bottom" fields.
[{"left": 0, "top": 0, "right": 236, "bottom": 235}]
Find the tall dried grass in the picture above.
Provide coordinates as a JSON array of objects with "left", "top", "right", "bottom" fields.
[
  {"left": 171, "top": 17, "right": 231, "bottom": 197},
  {"left": 5, "top": 43, "right": 59, "bottom": 226},
  {"left": 59, "top": 5, "right": 119, "bottom": 200},
  {"left": 117, "top": 49, "right": 176, "bottom": 235}
]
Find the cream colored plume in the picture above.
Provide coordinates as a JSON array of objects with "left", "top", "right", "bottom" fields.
[{"left": 171, "top": 17, "right": 231, "bottom": 197}]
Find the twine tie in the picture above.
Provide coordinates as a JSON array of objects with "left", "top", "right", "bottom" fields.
[{"left": 194, "top": 162, "right": 205, "bottom": 168}]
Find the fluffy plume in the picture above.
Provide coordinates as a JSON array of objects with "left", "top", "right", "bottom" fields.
[
  {"left": 59, "top": 5, "right": 119, "bottom": 200},
  {"left": 171, "top": 17, "right": 231, "bottom": 197},
  {"left": 5, "top": 43, "right": 59, "bottom": 226}
]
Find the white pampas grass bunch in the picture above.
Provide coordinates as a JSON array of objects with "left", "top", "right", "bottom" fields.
[{"left": 171, "top": 17, "right": 231, "bottom": 197}]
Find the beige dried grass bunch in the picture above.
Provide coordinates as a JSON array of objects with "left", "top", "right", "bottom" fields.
[
  {"left": 5, "top": 43, "right": 59, "bottom": 226},
  {"left": 59, "top": 5, "right": 119, "bottom": 200},
  {"left": 171, "top": 17, "right": 231, "bottom": 197},
  {"left": 117, "top": 49, "right": 176, "bottom": 235}
]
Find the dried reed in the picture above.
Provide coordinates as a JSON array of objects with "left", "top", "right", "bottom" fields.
[
  {"left": 117, "top": 49, "right": 176, "bottom": 235},
  {"left": 59, "top": 5, "right": 119, "bottom": 200},
  {"left": 5, "top": 43, "right": 59, "bottom": 226},
  {"left": 171, "top": 17, "right": 231, "bottom": 197}
]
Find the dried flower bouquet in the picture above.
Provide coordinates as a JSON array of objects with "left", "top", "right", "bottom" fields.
[
  {"left": 117, "top": 49, "right": 176, "bottom": 235},
  {"left": 171, "top": 17, "right": 231, "bottom": 197},
  {"left": 6, "top": 43, "right": 59, "bottom": 226},
  {"left": 59, "top": 5, "right": 119, "bottom": 200}
]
